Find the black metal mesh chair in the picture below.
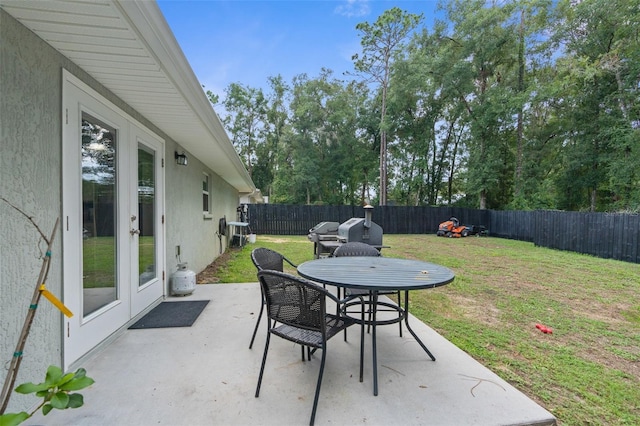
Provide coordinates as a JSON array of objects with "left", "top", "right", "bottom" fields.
[
  {"left": 332, "top": 241, "right": 381, "bottom": 257},
  {"left": 255, "top": 270, "right": 363, "bottom": 426},
  {"left": 249, "top": 248, "right": 297, "bottom": 349},
  {"left": 333, "top": 242, "right": 403, "bottom": 336},
  {"left": 332, "top": 241, "right": 381, "bottom": 300}
]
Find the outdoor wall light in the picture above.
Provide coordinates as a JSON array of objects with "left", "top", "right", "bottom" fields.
[{"left": 175, "top": 151, "right": 188, "bottom": 166}]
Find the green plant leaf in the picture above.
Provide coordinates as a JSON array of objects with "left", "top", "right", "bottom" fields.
[
  {"left": 14, "top": 382, "right": 48, "bottom": 394},
  {"left": 42, "top": 404, "right": 53, "bottom": 416},
  {"left": 0, "top": 412, "right": 30, "bottom": 426},
  {"left": 45, "top": 365, "right": 63, "bottom": 386},
  {"left": 67, "top": 393, "right": 85, "bottom": 409},
  {"left": 57, "top": 372, "right": 76, "bottom": 387},
  {"left": 50, "top": 391, "right": 70, "bottom": 409},
  {"left": 59, "top": 376, "right": 94, "bottom": 391},
  {"left": 74, "top": 368, "right": 88, "bottom": 379}
]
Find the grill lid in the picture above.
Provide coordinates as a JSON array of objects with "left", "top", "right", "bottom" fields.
[{"left": 308, "top": 221, "right": 339, "bottom": 235}]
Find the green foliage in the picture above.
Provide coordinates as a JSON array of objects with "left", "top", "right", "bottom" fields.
[
  {"left": 0, "top": 366, "right": 94, "bottom": 426},
  {"left": 270, "top": 70, "right": 379, "bottom": 205},
  {"left": 352, "top": 7, "right": 423, "bottom": 205},
  {"left": 215, "top": 0, "right": 640, "bottom": 211},
  {"left": 221, "top": 83, "right": 268, "bottom": 181}
]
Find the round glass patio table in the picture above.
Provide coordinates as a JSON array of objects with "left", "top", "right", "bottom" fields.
[{"left": 297, "top": 256, "right": 455, "bottom": 396}]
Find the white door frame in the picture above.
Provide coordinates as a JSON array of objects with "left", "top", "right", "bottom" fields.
[{"left": 62, "top": 70, "right": 165, "bottom": 369}]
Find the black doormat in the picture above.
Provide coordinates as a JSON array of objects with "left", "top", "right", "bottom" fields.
[{"left": 129, "top": 300, "right": 209, "bottom": 329}]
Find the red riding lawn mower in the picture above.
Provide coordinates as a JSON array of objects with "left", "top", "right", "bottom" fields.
[
  {"left": 436, "top": 217, "right": 468, "bottom": 238},
  {"left": 436, "top": 217, "right": 489, "bottom": 238}
]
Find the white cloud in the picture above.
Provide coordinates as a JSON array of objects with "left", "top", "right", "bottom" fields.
[{"left": 334, "top": 0, "right": 371, "bottom": 18}]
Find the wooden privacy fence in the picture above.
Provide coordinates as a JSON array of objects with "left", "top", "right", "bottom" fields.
[
  {"left": 247, "top": 204, "right": 640, "bottom": 264},
  {"left": 489, "top": 210, "right": 640, "bottom": 263},
  {"left": 533, "top": 210, "right": 639, "bottom": 263}
]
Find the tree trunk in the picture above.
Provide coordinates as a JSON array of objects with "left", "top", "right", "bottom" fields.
[
  {"left": 380, "top": 130, "right": 387, "bottom": 205},
  {"left": 514, "top": 9, "right": 525, "bottom": 199},
  {"left": 480, "top": 190, "right": 487, "bottom": 210},
  {"left": 447, "top": 123, "right": 460, "bottom": 206}
]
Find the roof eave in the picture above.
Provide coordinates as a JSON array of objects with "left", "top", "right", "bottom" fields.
[{"left": 116, "top": 0, "right": 255, "bottom": 193}]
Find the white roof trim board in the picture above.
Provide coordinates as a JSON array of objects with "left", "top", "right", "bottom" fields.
[{"left": 1, "top": 0, "right": 255, "bottom": 193}]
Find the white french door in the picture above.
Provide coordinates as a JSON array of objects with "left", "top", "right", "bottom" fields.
[
  {"left": 130, "top": 126, "right": 164, "bottom": 316},
  {"left": 62, "top": 71, "right": 164, "bottom": 368}
]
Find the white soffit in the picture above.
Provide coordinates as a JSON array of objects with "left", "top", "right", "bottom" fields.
[{"left": 1, "top": 0, "right": 254, "bottom": 193}]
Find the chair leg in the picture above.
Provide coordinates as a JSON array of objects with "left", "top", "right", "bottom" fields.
[
  {"left": 343, "top": 296, "right": 365, "bottom": 342},
  {"left": 397, "top": 291, "right": 403, "bottom": 337},
  {"left": 342, "top": 292, "right": 350, "bottom": 341},
  {"left": 309, "top": 345, "right": 327, "bottom": 426},
  {"left": 359, "top": 302, "right": 365, "bottom": 383},
  {"left": 255, "top": 331, "right": 271, "bottom": 398},
  {"left": 343, "top": 297, "right": 349, "bottom": 341},
  {"left": 303, "top": 345, "right": 313, "bottom": 361},
  {"left": 367, "top": 292, "right": 373, "bottom": 334},
  {"left": 249, "top": 301, "right": 265, "bottom": 349}
]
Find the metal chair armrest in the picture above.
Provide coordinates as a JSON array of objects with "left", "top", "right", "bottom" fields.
[{"left": 283, "top": 256, "right": 297, "bottom": 268}]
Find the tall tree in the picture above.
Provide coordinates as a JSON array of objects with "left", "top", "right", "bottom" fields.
[
  {"left": 438, "top": 0, "right": 520, "bottom": 209},
  {"left": 260, "top": 75, "right": 291, "bottom": 198},
  {"left": 283, "top": 70, "right": 340, "bottom": 204},
  {"left": 504, "top": 0, "right": 554, "bottom": 208},
  {"left": 332, "top": 81, "right": 378, "bottom": 205},
  {"left": 549, "top": 0, "right": 640, "bottom": 211},
  {"left": 352, "top": 7, "right": 423, "bottom": 205},
  {"left": 387, "top": 28, "right": 442, "bottom": 205},
  {"left": 221, "top": 83, "right": 268, "bottom": 179}
]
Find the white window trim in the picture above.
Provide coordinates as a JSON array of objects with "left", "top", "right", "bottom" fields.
[{"left": 202, "top": 172, "right": 212, "bottom": 219}]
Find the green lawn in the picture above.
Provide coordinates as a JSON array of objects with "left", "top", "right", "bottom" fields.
[
  {"left": 83, "top": 236, "right": 154, "bottom": 288},
  {"left": 207, "top": 234, "right": 640, "bottom": 426}
]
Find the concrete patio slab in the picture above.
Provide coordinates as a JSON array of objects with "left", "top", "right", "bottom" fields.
[{"left": 28, "top": 283, "right": 556, "bottom": 426}]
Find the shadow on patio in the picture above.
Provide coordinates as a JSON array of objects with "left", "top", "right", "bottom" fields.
[{"left": 29, "top": 283, "right": 556, "bottom": 426}]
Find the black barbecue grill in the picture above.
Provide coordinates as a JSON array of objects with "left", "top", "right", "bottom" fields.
[
  {"left": 308, "top": 206, "right": 385, "bottom": 258},
  {"left": 337, "top": 205, "right": 383, "bottom": 246},
  {"left": 308, "top": 221, "right": 340, "bottom": 258}
]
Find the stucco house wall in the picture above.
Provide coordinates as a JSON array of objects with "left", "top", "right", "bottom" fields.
[
  {"left": 1, "top": 9, "right": 70, "bottom": 412},
  {"left": 1, "top": 8, "right": 245, "bottom": 413},
  {"left": 165, "top": 150, "right": 238, "bottom": 274}
]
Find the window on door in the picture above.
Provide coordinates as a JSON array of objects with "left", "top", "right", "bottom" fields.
[
  {"left": 138, "top": 143, "right": 156, "bottom": 287},
  {"left": 81, "top": 114, "right": 118, "bottom": 316}
]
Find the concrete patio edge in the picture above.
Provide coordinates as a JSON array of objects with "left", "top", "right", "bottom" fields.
[{"left": 28, "top": 283, "right": 557, "bottom": 426}]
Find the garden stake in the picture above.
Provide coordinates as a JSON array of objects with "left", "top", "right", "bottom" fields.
[{"left": 0, "top": 218, "right": 59, "bottom": 414}]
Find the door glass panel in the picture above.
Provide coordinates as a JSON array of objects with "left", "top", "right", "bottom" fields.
[
  {"left": 138, "top": 144, "right": 156, "bottom": 286},
  {"left": 82, "top": 114, "right": 117, "bottom": 316}
]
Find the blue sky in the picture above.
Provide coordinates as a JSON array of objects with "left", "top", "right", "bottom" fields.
[{"left": 157, "top": 0, "right": 440, "bottom": 98}]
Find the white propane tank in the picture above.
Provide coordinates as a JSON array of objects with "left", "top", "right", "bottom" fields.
[{"left": 171, "top": 262, "right": 196, "bottom": 296}]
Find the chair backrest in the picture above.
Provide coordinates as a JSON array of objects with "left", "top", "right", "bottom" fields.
[
  {"left": 257, "top": 270, "right": 327, "bottom": 333},
  {"left": 333, "top": 241, "right": 380, "bottom": 257},
  {"left": 251, "top": 247, "right": 285, "bottom": 271}
]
